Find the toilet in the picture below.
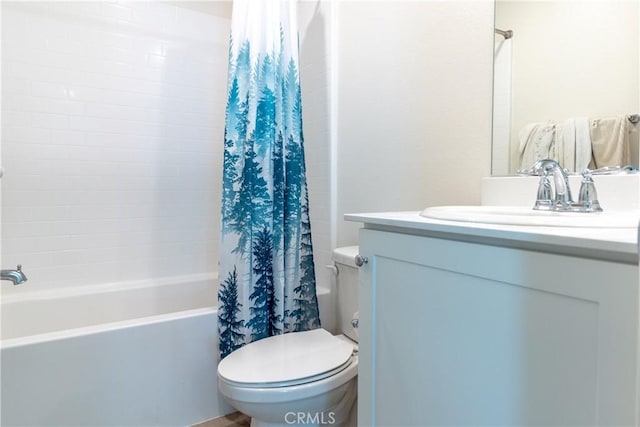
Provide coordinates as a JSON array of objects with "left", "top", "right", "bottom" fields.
[{"left": 217, "top": 246, "right": 360, "bottom": 427}]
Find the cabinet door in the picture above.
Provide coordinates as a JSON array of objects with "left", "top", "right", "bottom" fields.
[{"left": 357, "top": 229, "right": 638, "bottom": 427}]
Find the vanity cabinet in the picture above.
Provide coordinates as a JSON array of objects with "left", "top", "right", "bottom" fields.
[{"left": 357, "top": 227, "right": 639, "bottom": 426}]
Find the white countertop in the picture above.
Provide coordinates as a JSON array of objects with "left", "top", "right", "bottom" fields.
[{"left": 345, "top": 211, "right": 639, "bottom": 264}]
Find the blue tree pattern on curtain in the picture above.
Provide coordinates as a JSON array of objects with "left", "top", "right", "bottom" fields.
[{"left": 218, "top": 0, "right": 320, "bottom": 359}]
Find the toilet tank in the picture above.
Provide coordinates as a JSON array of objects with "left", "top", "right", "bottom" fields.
[{"left": 332, "top": 246, "right": 360, "bottom": 342}]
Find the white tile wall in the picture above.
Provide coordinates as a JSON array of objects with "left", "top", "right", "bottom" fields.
[
  {"left": 1, "top": 0, "right": 335, "bottom": 303},
  {"left": 1, "top": 1, "right": 230, "bottom": 293}
]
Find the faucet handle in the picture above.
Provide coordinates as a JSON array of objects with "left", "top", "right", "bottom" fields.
[
  {"left": 536, "top": 173, "right": 553, "bottom": 200},
  {"left": 577, "top": 170, "right": 603, "bottom": 212},
  {"left": 533, "top": 171, "right": 554, "bottom": 210}
]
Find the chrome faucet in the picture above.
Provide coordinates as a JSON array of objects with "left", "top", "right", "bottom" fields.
[
  {"left": 1, "top": 264, "right": 28, "bottom": 285},
  {"left": 532, "top": 159, "right": 574, "bottom": 210},
  {"left": 528, "top": 159, "right": 602, "bottom": 212}
]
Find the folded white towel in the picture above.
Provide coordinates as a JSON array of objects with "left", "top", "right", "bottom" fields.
[
  {"left": 557, "top": 118, "right": 591, "bottom": 172},
  {"left": 557, "top": 119, "right": 575, "bottom": 171},
  {"left": 574, "top": 117, "right": 592, "bottom": 171}
]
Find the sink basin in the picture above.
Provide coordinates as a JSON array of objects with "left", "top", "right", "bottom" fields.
[{"left": 420, "top": 205, "right": 640, "bottom": 228}]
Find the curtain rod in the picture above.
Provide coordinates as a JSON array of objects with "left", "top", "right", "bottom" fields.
[{"left": 495, "top": 28, "right": 513, "bottom": 39}]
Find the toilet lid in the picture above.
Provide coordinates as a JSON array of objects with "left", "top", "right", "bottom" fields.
[{"left": 218, "top": 329, "right": 354, "bottom": 387}]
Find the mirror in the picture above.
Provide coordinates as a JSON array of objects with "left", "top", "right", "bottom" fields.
[{"left": 492, "top": 0, "right": 640, "bottom": 175}]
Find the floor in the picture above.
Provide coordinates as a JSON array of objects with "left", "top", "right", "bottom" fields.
[{"left": 194, "top": 412, "right": 250, "bottom": 427}]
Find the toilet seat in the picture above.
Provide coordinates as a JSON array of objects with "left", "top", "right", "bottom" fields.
[{"left": 218, "top": 328, "right": 354, "bottom": 388}]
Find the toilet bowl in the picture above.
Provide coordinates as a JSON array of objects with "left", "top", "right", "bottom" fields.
[
  {"left": 218, "top": 329, "right": 357, "bottom": 427},
  {"left": 217, "top": 246, "right": 360, "bottom": 427}
]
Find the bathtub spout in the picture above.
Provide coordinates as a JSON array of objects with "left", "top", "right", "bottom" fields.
[{"left": 1, "top": 265, "right": 27, "bottom": 285}]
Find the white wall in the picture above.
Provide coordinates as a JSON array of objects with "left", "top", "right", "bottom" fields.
[
  {"left": 336, "top": 0, "right": 494, "bottom": 246},
  {"left": 1, "top": 1, "right": 230, "bottom": 294}
]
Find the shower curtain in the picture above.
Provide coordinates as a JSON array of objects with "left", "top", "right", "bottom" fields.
[{"left": 218, "top": 0, "right": 321, "bottom": 359}]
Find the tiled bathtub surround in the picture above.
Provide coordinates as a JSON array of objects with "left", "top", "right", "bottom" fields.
[{"left": 1, "top": 1, "right": 230, "bottom": 293}]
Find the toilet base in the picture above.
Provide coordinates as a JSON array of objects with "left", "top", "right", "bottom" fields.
[
  {"left": 233, "top": 378, "right": 357, "bottom": 427},
  {"left": 249, "top": 396, "right": 356, "bottom": 427}
]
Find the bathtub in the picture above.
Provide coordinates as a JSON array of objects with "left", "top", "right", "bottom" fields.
[{"left": 0, "top": 274, "right": 233, "bottom": 427}]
